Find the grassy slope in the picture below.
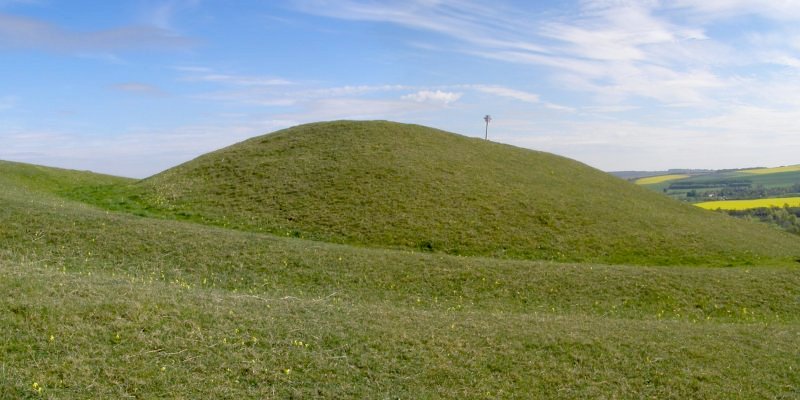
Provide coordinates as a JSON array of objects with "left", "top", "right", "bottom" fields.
[
  {"left": 0, "top": 160, "right": 134, "bottom": 193},
  {"left": 70, "top": 121, "right": 799, "bottom": 266},
  {"left": 2, "top": 158, "right": 800, "bottom": 398}
]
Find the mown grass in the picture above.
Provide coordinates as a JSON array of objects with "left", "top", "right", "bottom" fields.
[
  {"left": 696, "top": 197, "right": 800, "bottom": 210},
  {"left": 2, "top": 158, "right": 800, "bottom": 398},
  {"left": 63, "top": 121, "right": 800, "bottom": 266},
  {"left": 4, "top": 261, "right": 799, "bottom": 399}
]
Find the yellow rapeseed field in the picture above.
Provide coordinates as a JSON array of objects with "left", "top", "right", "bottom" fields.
[
  {"left": 740, "top": 165, "right": 800, "bottom": 175},
  {"left": 634, "top": 174, "right": 689, "bottom": 185},
  {"left": 695, "top": 197, "right": 800, "bottom": 210}
]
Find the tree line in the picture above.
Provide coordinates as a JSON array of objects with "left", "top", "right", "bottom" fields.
[{"left": 721, "top": 206, "right": 800, "bottom": 235}]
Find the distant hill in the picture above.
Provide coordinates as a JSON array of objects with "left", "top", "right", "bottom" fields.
[
  {"left": 633, "top": 164, "right": 800, "bottom": 202},
  {"left": 85, "top": 120, "right": 798, "bottom": 266},
  {"left": 610, "top": 169, "right": 714, "bottom": 180}
]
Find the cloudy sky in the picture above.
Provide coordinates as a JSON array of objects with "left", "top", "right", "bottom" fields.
[{"left": 2, "top": 0, "right": 800, "bottom": 178}]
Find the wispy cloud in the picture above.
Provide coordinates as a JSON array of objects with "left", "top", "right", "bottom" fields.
[
  {"left": 468, "top": 85, "right": 539, "bottom": 104},
  {"left": 279, "top": 97, "right": 453, "bottom": 121},
  {"left": 112, "top": 82, "right": 167, "bottom": 97},
  {"left": 297, "top": 85, "right": 412, "bottom": 98},
  {"left": 145, "top": 0, "right": 199, "bottom": 30},
  {"left": 172, "top": 65, "right": 213, "bottom": 73},
  {"left": 0, "top": 13, "right": 195, "bottom": 52},
  {"left": 190, "top": 74, "right": 294, "bottom": 86},
  {"left": 402, "top": 90, "right": 461, "bottom": 105},
  {"left": 289, "top": 0, "right": 760, "bottom": 107},
  {"left": 291, "top": 0, "right": 543, "bottom": 52},
  {"left": 667, "top": 0, "right": 800, "bottom": 21}
]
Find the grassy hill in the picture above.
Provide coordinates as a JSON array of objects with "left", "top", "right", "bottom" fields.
[
  {"left": 68, "top": 120, "right": 799, "bottom": 266},
  {"left": 2, "top": 160, "right": 799, "bottom": 398}
]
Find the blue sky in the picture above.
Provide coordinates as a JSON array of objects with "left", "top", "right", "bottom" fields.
[{"left": 2, "top": 0, "right": 800, "bottom": 178}]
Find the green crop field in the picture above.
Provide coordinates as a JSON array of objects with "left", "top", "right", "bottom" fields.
[{"left": 2, "top": 121, "right": 800, "bottom": 398}]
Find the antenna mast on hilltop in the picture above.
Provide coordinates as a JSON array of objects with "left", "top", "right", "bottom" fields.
[{"left": 484, "top": 115, "right": 492, "bottom": 140}]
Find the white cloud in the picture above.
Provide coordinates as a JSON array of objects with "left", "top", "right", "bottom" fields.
[
  {"left": 0, "top": 13, "right": 195, "bottom": 52},
  {"left": 291, "top": 0, "right": 729, "bottom": 106},
  {"left": 112, "top": 82, "right": 167, "bottom": 96},
  {"left": 190, "top": 84, "right": 411, "bottom": 108},
  {"left": 191, "top": 74, "right": 294, "bottom": 86},
  {"left": 299, "top": 85, "right": 412, "bottom": 97},
  {"left": 402, "top": 90, "right": 461, "bottom": 104},
  {"left": 172, "top": 65, "right": 213, "bottom": 73},
  {"left": 285, "top": 97, "right": 450, "bottom": 121},
  {"left": 498, "top": 118, "right": 800, "bottom": 171},
  {"left": 144, "top": 0, "right": 199, "bottom": 30},
  {"left": 668, "top": 0, "right": 800, "bottom": 21},
  {"left": 469, "top": 85, "right": 539, "bottom": 104},
  {"left": 687, "top": 105, "right": 800, "bottom": 138}
]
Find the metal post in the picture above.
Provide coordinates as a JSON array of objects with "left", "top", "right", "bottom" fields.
[{"left": 484, "top": 115, "right": 492, "bottom": 140}]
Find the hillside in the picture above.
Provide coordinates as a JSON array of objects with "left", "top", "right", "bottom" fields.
[
  {"left": 70, "top": 120, "right": 800, "bottom": 266},
  {"left": 2, "top": 160, "right": 799, "bottom": 398}
]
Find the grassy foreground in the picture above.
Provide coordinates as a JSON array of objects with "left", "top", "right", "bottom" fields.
[{"left": 2, "top": 160, "right": 800, "bottom": 397}]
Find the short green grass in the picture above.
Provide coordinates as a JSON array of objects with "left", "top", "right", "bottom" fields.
[
  {"left": 2, "top": 157, "right": 800, "bottom": 398},
  {"left": 63, "top": 121, "right": 800, "bottom": 266}
]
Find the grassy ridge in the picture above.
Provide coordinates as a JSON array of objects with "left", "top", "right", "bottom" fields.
[
  {"left": 2, "top": 160, "right": 800, "bottom": 398},
  {"left": 0, "top": 160, "right": 133, "bottom": 193},
  {"left": 68, "top": 120, "right": 800, "bottom": 266}
]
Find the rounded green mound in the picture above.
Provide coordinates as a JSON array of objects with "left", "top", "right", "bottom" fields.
[{"left": 139, "top": 120, "right": 800, "bottom": 266}]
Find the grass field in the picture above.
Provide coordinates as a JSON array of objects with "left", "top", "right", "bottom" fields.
[
  {"left": 2, "top": 122, "right": 800, "bottom": 398},
  {"left": 2, "top": 160, "right": 800, "bottom": 398},
  {"left": 634, "top": 174, "right": 689, "bottom": 185},
  {"left": 695, "top": 196, "right": 800, "bottom": 210}
]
